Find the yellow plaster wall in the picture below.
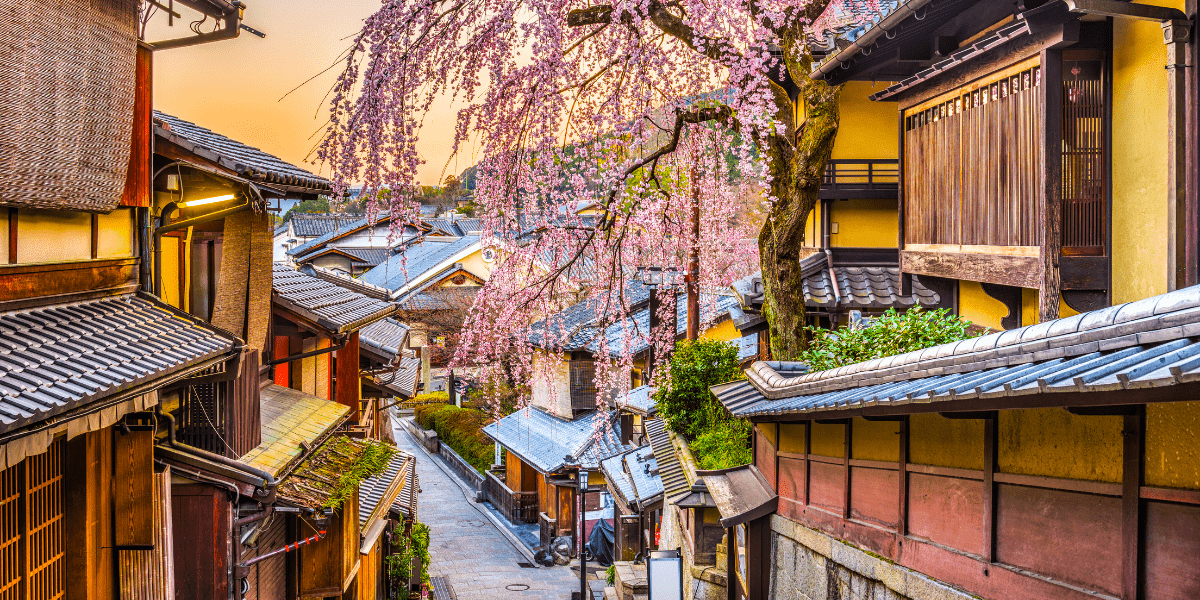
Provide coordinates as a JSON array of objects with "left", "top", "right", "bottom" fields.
[
  {"left": 778, "top": 424, "right": 806, "bottom": 454},
  {"left": 96, "top": 209, "right": 133, "bottom": 258},
  {"left": 828, "top": 199, "right": 898, "bottom": 248},
  {"left": 459, "top": 248, "right": 494, "bottom": 281},
  {"left": 16, "top": 208, "right": 90, "bottom": 263},
  {"left": 700, "top": 319, "right": 740, "bottom": 343},
  {"left": 531, "top": 352, "right": 572, "bottom": 419},
  {"left": 908, "top": 413, "right": 984, "bottom": 471},
  {"left": 300, "top": 337, "right": 317, "bottom": 396},
  {"left": 757, "top": 423, "right": 778, "bottom": 448},
  {"left": 832, "top": 81, "right": 899, "bottom": 160},
  {"left": 1111, "top": 9, "right": 1180, "bottom": 304},
  {"left": 1059, "top": 298, "right": 1079, "bottom": 318},
  {"left": 957, "top": 281, "right": 1007, "bottom": 331},
  {"left": 809, "top": 422, "right": 845, "bottom": 458},
  {"left": 851, "top": 418, "right": 900, "bottom": 462},
  {"left": 804, "top": 203, "right": 821, "bottom": 247},
  {"left": 1145, "top": 401, "right": 1200, "bottom": 489},
  {"left": 0, "top": 210, "right": 9, "bottom": 263},
  {"left": 1020, "top": 288, "right": 1038, "bottom": 327},
  {"left": 312, "top": 255, "right": 353, "bottom": 273},
  {"left": 161, "top": 237, "right": 181, "bottom": 308},
  {"left": 998, "top": 408, "right": 1122, "bottom": 483}
]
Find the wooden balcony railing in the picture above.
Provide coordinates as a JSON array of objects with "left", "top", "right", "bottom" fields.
[
  {"left": 483, "top": 472, "right": 539, "bottom": 524},
  {"left": 173, "top": 350, "right": 261, "bottom": 458},
  {"left": 820, "top": 159, "right": 899, "bottom": 199}
]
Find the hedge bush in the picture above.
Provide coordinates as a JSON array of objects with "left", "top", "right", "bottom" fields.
[
  {"left": 654, "top": 339, "right": 750, "bottom": 470},
  {"left": 413, "top": 404, "right": 493, "bottom": 472}
]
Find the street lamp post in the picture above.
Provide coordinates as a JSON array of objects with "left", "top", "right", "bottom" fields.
[
  {"left": 635, "top": 266, "right": 687, "bottom": 380},
  {"left": 578, "top": 469, "right": 589, "bottom": 600}
]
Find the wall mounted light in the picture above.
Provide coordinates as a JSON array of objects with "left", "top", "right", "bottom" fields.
[{"left": 181, "top": 193, "right": 237, "bottom": 208}]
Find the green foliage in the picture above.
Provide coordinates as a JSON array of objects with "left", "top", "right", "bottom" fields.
[
  {"left": 323, "top": 438, "right": 396, "bottom": 511},
  {"left": 386, "top": 520, "right": 432, "bottom": 596},
  {"left": 606, "top": 565, "right": 616, "bottom": 586},
  {"left": 413, "top": 404, "right": 493, "bottom": 472},
  {"left": 688, "top": 411, "right": 752, "bottom": 470},
  {"left": 653, "top": 339, "right": 743, "bottom": 440},
  {"left": 796, "top": 308, "right": 976, "bottom": 372},
  {"left": 653, "top": 339, "right": 751, "bottom": 470}
]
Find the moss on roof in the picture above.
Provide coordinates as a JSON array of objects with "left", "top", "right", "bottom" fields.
[{"left": 276, "top": 436, "right": 397, "bottom": 511}]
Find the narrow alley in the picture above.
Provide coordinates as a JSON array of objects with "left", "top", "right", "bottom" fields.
[{"left": 390, "top": 415, "right": 581, "bottom": 600}]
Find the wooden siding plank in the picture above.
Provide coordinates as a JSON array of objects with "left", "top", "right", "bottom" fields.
[{"left": 113, "top": 430, "right": 153, "bottom": 548}]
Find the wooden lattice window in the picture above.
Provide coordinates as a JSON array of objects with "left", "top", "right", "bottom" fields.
[
  {"left": 1061, "top": 56, "right": 1106, "bottom": 254},
  {"left": 0, "top": 440, "right": 64, "bottom": 600},
  {"left": 569, "top": 360, "right": 598, "bottom": 413}
]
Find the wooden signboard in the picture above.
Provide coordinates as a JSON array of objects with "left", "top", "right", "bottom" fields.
[{"left": 114, "top": 429, "right": 153, "bottom": 548}]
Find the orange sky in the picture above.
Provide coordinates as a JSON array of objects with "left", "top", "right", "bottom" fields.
[{"left": 150, "top": 0, "right": 474, "bottom": 186}]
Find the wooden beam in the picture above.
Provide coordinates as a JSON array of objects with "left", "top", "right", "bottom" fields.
[
  {"left": 803, "top": 421, "right": 811, "bottom": 507},
  {"left": 7, "top": 207, "right": 15, "bottom": 264},
  {"left": 1040, "top": 48, "right": 1063, "bottom": 322},
  {"left": 337, "top": 331, "right": 362, "bottom": 422},
  {"left": 90, "top": 214, "right": 98, "bottom": 260},
  {"left": 901, "top": 249, "right": 1043, "bottom": 288},
  {"left": 1122, "top": 409, "right": 1144, "bottom": 600},
  {"left": 940, "top": 411, "right": 997, "bottom": 420}
]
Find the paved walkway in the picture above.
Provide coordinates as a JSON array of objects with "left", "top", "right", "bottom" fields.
[{"left": 392, "top": 415, "right": 581, "bottom": 600}]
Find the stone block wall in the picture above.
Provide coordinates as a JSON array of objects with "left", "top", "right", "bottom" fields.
[{"left": 769, "top": 516, "right": 972, "bottom": 600}]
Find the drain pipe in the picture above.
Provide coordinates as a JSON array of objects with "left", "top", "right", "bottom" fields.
[{"left": 155, "top": 405, "right": 278, "bottom": 495}]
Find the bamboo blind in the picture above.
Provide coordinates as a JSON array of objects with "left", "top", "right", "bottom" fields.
[
  {"left": 0, "top": 441, "right": 64, "bottom": 600},
  {"left": 0, "top": 0, "right": 139, "bottom": 212},
  {"left": 904, "top": 63, "right": 1045, "bottom": 248}
]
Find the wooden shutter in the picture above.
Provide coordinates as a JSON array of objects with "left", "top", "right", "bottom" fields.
[
  {"left": 114, "top": 430, "right": 154, "bottom": 548},
  {"left": 0, "top": 440, "right": 65, "bottom": 600}
]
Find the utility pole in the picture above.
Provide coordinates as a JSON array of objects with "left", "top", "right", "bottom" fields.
[{"left": 686, "top": 167, "right": 700, "bottom": 341}]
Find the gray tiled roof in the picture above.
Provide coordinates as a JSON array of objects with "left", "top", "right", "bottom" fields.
[
  {"left": 359, "top": 451, "right": 417, "bottom": 526},
  {"left": 619, "top": 385, "right": 656, "bottom": 416},
  {"left": 288, "top": 213, "right": 362, "bottom": 239},
  {"left": 288, "top": 217, "right": 369, "bottom": 256},
  {"left": 154, "top": 111, "right": 331, "bottom": 192},
  {"left": 482, "top": 407, "right": 628, "bottom": 474},
  {"left": 455, "top": 218, "right": 482, "bottom": 233},
  {"left": 372, "top": 356, "right": 421, "bottom": 398},
  {"left": 424, "top": 218, "right": 464, "bottom": 237},
  {"left": 600, "top": 451, "right": 636, "bottom": 509},
  {"left": 0, "top": 295, "right": 239, "bottom": 434},
  {"left": 625, "top": 445, "right": 663, "bottom": 505},
  {"left": 359, "top": 236, "right": 480, "bottom": 293},
  {"left": 714, "top": 285, "right": 1200, "bottom": 418},
  {"left": 808, "top": 0, "right": 900, "bottom": 54},
  {"left": 645, "top": 419, "right": 689, "bottom": 503},
  {"left": 804, "top": 267, "right": 940, "bottom": 309},
  {"left": 272, "top": 264, "right": 397, "bottom": 334},
  {"left": 339, "top": 247, "right": 391, "bottom": 267},
  {"left": 398, "top": 288, "right": 479, "bottom": 312},
  {"left": 304, "top": 264, "right": 392, "bottom": 301},
  {"left": 359, "top": 318, "right": 410, "bottom": 361}
]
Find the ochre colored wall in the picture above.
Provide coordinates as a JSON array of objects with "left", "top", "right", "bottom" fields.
[
  {"left": 96, "top": 209, "right": 134, "bottom": 258},
  {"left": 1021, "top": 288, "right": 1038, "bottom": 327},
  {"left": 161, "top": 237, "right": 181, "bottom": 308},
  {"left": 809, "top": 422, "right": 845, "bottom": 458},
  {"left": 16, "top": 208, "right": 91, "bottom": 263},
  {"left": 832, "top": 81, "right": 899, "bottom": 160},
  {"left": 530, "top": 352, "right": 572, "bottom": 419},
  {"left": 908, "top": 414, "right": 984, "bottom": 470},
  {"left": 459, "top": 248, "right": 494, "bottom": 281},
  {"left": 315, "top": 339, "right": 331, "bottom": 400},
  {"left": 0, "top": 210, "right": 8, "bottom": 263},
  {"left": 778, "top": 424, "right": 805, "bottom": 454},
  {"left": 1111, "top": 10, "right": 1180, "bottom": 304},
  {"left": 828, "top": 199, "right": 898, "bottom": 248},
  {"left": 998, "top": 408, "right": 1122, "bottom": 483},
  {"left": 851, "top": 418, "right": 899, "bottom": 462},
  {"left": 300, "top": 337, "right": 317, "bottom": 396},
  {"left": 804, "top": 202, "right": 821, "bottom": 247},
  {"left": 700, "top": 319, "right": 740, "bottom": 343},
  {"left": 1145, "top": 401, "right": 1200, "bottom": 489},
  {"left": 957, "top": 281, "right": 1007, "bottom": 331},
  {"left": 757, "top": 423, "right": 778, "bottom": 448}
]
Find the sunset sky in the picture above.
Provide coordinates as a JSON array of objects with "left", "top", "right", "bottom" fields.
[{"left": 150, "top": 0, "right": 473, "bottom": 186}]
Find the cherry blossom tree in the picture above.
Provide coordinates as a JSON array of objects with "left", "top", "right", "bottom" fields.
[{"left": 319, "top": 0, "right": 880, "bottom": 410}]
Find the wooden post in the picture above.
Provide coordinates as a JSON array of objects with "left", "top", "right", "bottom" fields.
[
  {"left": 7, "top": 207, "right": 16, "bottom": 264},
  {"left": 897, "top": 416, "right": 908, "bottom": 536},
  {"left": 1165, "top": 22, "right": 1191, "bottom": 290},
  {"left": 337, "top": 331, "right": 361, "bottom": 422},
  {"left": 803, "top": 421, "right": 811, "bottom": 506},
  {"left": 90, "top": 214, "right": 98, "bottom": 259},
  {"left": 843, "top": 419, "right": 852, "bottom": 520},
  {"left": 64, "top": 432, "right": 113, "bottom": 599},
  {"left": 983, "top": 415, "right": 997, "bottom": 563},
  {"left": 1122, "top": 409, "right": 1145, "bottom": 600},
  {"left": 687, "top": 169, "right": 700, "bottom": 341},
  {"left": 1186, "top": 0, "right": 1200, "bottom": 288},
  {"left": 1039, "top": 49, "right": 1063, "bottom": 322}
]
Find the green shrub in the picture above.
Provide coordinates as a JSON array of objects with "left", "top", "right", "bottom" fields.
[
  {"left": 413, "top": 404, "right": 493, "bottom": 472},
  {"left": 653, "top": 339, "right": 743, "bottom": 440},
  {"left": 386, "top": 520, "right": 432, "bottom": 593},
  {"left": 796, "top": 307, "right": 975, "bottom": 372},
  {"left": 688, "top": 414, "right": 752, "bottom": 470},
  {"left": 653, "top": 339, "right": 751, "bottom": 470}
]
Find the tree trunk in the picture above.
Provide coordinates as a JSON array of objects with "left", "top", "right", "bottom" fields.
[{"left": 758, "top": 46, "right": 841, "bottom": 360}]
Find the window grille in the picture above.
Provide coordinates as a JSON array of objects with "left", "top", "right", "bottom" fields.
[{"left": 0, "top": 440, "right": 64, "bottom": 600}]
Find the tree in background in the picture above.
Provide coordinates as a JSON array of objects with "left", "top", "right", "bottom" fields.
[
  {"left": 318, "top": 0, "right": 887, "bottom": 416},
  {"left": 653, "top": 339, "right": 749, "bottom": 470}
]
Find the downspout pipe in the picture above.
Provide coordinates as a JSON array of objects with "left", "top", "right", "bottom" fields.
[
  {"left": 153, "top": 199, "right": 252, "bottom": 297},
  {"left": 155, "top": 405, "right": 278, "bottom": 495}
]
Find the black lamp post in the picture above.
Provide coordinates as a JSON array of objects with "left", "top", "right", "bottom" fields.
[
  {"left": 635, "top": 266, "right": 687, "bottom": 379},
  {"left": 578, "top": 468, "right": 589, "bottom": 600}
]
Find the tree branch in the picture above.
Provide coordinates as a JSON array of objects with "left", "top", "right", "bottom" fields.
[{"left": 567, "top": 2, "right": 743, "bottom": 68}]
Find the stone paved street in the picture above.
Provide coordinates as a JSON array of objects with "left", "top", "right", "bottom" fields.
[{"left": 392, "top": 416, "right": 581, "bottom": 600}]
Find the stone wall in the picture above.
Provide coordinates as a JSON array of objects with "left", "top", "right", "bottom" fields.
[
  {"left": 768, "top": 516, "right": 972, "bottom": 600},
  {"left": 659, "top": 504, "right": 726, "bottom": 600}
]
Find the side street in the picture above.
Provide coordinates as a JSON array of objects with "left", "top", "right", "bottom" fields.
[{"left": 2, "top": 1, "right": 1200, "bottom": 600}]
